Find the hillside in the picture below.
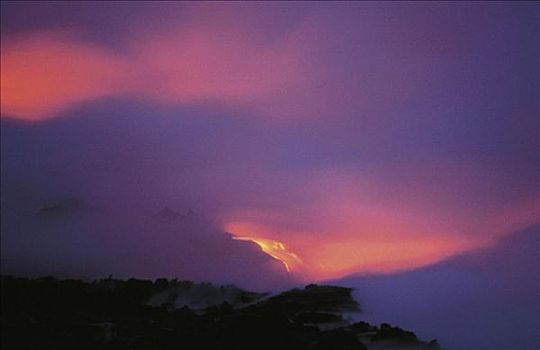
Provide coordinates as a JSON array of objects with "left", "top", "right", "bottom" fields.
[{"left": 1, "top": 276, "right": 440, "bottom": 349}]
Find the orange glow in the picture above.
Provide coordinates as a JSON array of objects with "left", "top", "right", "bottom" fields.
[
  {"left": 0, "top": 32, "right": 136, "bottom": 120},
  {"left": 296, "top": 234, "right": 468, "bottom": 279},
  {"left": 231, "top": 235, "right": 303, "bottom": 273},
  {"left": 227, "top": 220, "right": 468, "bottom": 281},
  {"left": 1, "top": 23, "right": 307, "bottom": 121},
  {"left": 222, "top": 168, "right": 540, "bottom": 281}
]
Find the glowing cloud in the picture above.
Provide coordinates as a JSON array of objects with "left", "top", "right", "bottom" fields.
[
  {"left": 223, "top": 167, "right": 540, "bottom": 281},
  {"left": 0, "top": 9, "right": 422, "bottom": 122},
  {"left": 0, "top": 32, "right": 137, "bottom": 120},
  {"left": 1, "top": 20, "right": 308, "bottom": 121},
  {"left": 226, "top": 220, "right": 468, "bottom": 281}
]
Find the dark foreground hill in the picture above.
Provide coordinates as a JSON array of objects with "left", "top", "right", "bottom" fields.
[{"left": 1, "top": 276, "right": 440, "bottom": 350}]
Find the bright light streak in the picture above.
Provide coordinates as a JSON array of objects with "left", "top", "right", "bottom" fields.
[{"left": 231, "top": 235, "right": 303, "bottom": 273}]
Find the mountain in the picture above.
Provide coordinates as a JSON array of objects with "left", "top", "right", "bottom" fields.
[{"left": 1, "top": 276, "right": 439, "bottom": 350}]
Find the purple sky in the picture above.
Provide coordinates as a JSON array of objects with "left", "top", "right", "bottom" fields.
[{"left": 1, "top": 1, "right": 539, "bottom": 289}]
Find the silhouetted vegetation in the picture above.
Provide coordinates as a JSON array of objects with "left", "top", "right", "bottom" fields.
[{"left": 1, "top": 276, "right": 439, "bottom": 349}]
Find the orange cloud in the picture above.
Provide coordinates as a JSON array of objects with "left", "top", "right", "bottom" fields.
[
  {"left": 0, "top": 19, "right": 309, "bottom": 121},
  {"left": 225, "top": 216, "right": 469, "bottom": 281},
  {"left": 1, "top": 32, "right": 137, "bottom": 120},
  {"left": 3, "top": 12, "right": 418, "bottom": 122},
  {"left": 223, "top": 167, "right": 540, "bottom": 281},
  {"left": 1, "top": 9, "right": 432, "bottom": 122}
]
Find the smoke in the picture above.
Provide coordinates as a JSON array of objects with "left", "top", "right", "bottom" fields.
[
  {"left": 0, "top": 105, "right": 299, "bottom": 291},
  {"left": 337, "top": 226, "right": 540, "bottom": 350}
]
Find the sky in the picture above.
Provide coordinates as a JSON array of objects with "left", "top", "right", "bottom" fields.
[{"left": 1, "top": 1, "right": 539, "bottom": 292}]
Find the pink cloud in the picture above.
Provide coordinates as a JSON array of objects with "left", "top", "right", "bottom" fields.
[
  {"left": 131, "top": 23, "right": 308, "bottom": 107},
  {"left": 0, "top": 10, "right": 434, "bottom": 122},
  {"left": 221, "top": 163, "right": 540, "bottom": 281},
  {"left": 0, "top": 19, "right": 309, "bottom": 120},
  {"left": 1, "top": 32, "right": 137, "bottom": 120}
]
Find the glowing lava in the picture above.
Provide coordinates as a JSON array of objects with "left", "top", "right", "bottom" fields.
[{"left": 231, "top": 235, "right": 303, "bottom": 272}]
